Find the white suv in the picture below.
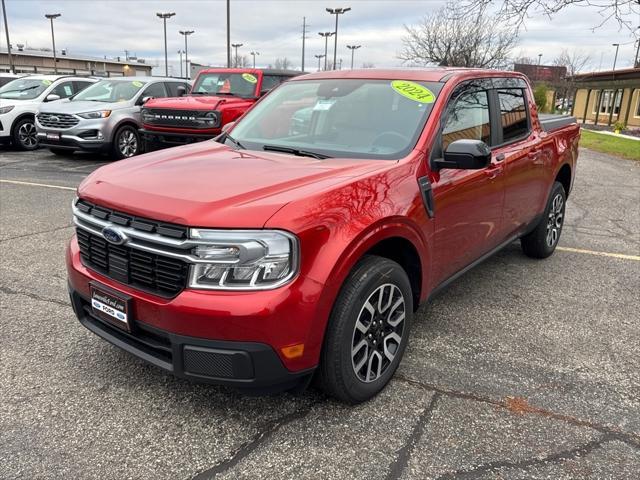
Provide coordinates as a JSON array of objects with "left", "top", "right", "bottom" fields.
[{"left": 0, "top": 75, "right": 96, "bottom": 150}]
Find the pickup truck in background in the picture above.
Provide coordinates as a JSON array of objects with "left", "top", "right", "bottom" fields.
[
  {"left": 67, "top": 68, "right": 579, "bottom": 403},
  {"left": 140, "top": 68, "right": 300, "bottom": 151}
]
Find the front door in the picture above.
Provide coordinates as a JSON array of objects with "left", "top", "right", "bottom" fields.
[{"left": 430, "top": 86, "right": 505, "bottom": 284}]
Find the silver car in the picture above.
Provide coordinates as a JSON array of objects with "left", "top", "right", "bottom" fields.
[{"left": 36, "top": 76, "right": 190, "bottom": 159}]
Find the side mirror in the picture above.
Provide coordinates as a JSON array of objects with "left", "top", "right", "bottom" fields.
[
  {"left": 222, "top": 122, "right": 235, "bottom": 133},
  {"left": 137, "top": 96, "right": 153, "bottom": 106},
  {"left": 434, "top": 139, "right": 491, "bottom": 170},
  {"left": 45, "top": 94, "right": 61, "bottom": 102},
  {"left": 176, "top": 86, "right": 187, "bottom": 97}
]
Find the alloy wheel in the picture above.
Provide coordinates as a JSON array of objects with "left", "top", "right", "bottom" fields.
[
  {"left": 18, "top": 121, "right": 37, "bottom": 148},
  {"left": 351, "top": 283, "right": 406, "bottom": 383},
  {"left": 546, "top": 193, "right": 564, "bottom": 247},
  {"left": 118, "top": 130, "right": 138, "bottom": 157}
]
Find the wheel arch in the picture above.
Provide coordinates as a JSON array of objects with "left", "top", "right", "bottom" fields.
[
  {"left": 10, "top": 112, "right": 36, "bottom": 137},
  {"left": 555, "top": 163, "right": 572, "bottom": 198}
]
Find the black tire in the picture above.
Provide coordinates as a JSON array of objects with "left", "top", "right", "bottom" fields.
[
  {"left": 317, "top": 255, "right": 413, "bottom": 403},
  {"left": 521, "top": 181, "right": 566, "bottom": 259},
  {"left": 49, "top": 147, "right": 72, "bottom": 156},
  {"left": 111, "top": 125, "right": 141, "bottom": 160},
  {"left": 12, "top": 117, "right": 39, "bottom": 151}
]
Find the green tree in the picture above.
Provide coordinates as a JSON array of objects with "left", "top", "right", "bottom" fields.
[{"left": 533, "top": 84, "right": 548, "bottom": 112}]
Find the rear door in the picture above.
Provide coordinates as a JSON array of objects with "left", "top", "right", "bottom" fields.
[
  {"left": 430, "top": 80, "right": 505, "bottom": 283},
  {"left": 492, "top": 82, "right": 546, "bottom": 236}
]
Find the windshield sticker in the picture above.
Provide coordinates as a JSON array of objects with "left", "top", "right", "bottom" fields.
[
  {"left": 391, "top": 80, "right": 435, "bottom": 104},
  {"left": 42, "top": 80, "right": 52, "bottom": 86},
  {"left": 242, "top": 73, "right": 258, "bottom": 84},
  {"left": 132, "top": 81, "right": 143, "bottom": 88},
  {"left": 313, "top": 99, "right": 336, "bottom": 111}
]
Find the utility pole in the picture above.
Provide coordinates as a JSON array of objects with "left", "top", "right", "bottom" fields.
[
  {"left": 178, "top": 50, "right": 183, "bottom": 77},
  {"left": 180, "top": 30, "right": 194, "bottom": 79},
  {"left": 346, "top": 44, "right": 360, "bottom": 69},
  {"left": 612, "top": 43, "right": 620, "bottom": 79},
  {"left": 232, "top": 43, "right": 243, "bottom": 67},
  {"left": 45, "top": 13, "right": 61, "bottom": 74},
  {"left": 250, "top": 51, "right": 259, "bottom": 68},
  {"left": 315, "top": 54, "right": 325, "bottom": 72},
  {"left": 318, "top": 32, "right": 334, "bottom": 71},
  {"left": 156, "top": 12, "right": 175, "bottom": 77},
  {"left": 226, "top": 0, "right": 231, "bottom": 68},
  {"left": 2, "top": 0, "right": 14, "bottom": 73},
  {"left": 326, "top": 7, "right": 350, "bottom": 70},
  {"left": 301, "top": 16, "right": 308, "bottom": 72}
]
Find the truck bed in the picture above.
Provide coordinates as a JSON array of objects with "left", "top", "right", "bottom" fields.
[{"left": 539, "top": 114, "right": 577, "bottom": 133}]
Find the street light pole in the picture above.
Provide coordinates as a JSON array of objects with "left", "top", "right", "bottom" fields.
[
  {"left": 179, "top": 30, "right": 194, "bottom": 79},
  {"left": 326, "top": 7, "right": 350, "bottom": 70},
  {"left": 612, "top": 43, "right": 620, "bottom": 75},
  {"left": 231, "top": 43, "right": 243, "bottom": 67},
  {"left": 156, "top": 12, "right": 175, "bottom": 77},
  {"left": 2, "top": 0, "right": 14, "bottom": 73},
  {"left": 45, "top": 13, "right": 61, "bottom": 74},
  {"left": 226, "top": 0, "right": 231, "bottom": 68},
  {"left": 315, "top": 54, "right": 325, "bottom": 72},
  {"left": 178, "top": 50, "right": 183, "bottom": 78},
  {"left": 250, "top": 51, "right": 259, "bottom": 68},
  {"left": 318, "top": 32, "right": 334, "bottom": 70},
  {"left": 346, "top": 44, "right": 360, "bottom": 69}
]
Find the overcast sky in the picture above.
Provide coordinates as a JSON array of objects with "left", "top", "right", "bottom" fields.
[{"left": 2, "top": 0, "right": 639, "bottom": 75}]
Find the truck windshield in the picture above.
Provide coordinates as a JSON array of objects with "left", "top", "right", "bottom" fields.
[
  {"left": 192, "top": 72, "right": 258, "bottom": 98},
  {"left": 72, "top": 80, "right": 147, "bottom": 102},
  {"left": 228, "top": 79, "right": 442, "bottom": 160},
  {"left": 0, "top": 78, "right": 50, "bottom": 100}
]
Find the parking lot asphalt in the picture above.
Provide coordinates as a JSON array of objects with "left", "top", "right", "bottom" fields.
[{"left": 1, "top": 146, "right": 639, "bottom": 479}]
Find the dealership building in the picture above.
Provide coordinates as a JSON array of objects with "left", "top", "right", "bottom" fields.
[{"left": 0, "top": 46, "right": 152, "bottom": 77}]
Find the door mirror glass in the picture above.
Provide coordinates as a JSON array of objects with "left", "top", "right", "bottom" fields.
[
  {"left": 138, "top": 96, "right": 153, "bottom": 105},
  {"left": 435, "top": 139, "right": 491, "bottom": 170},
  {"left": 176, "top": 85, "right": 187, "bottom": 97},
  {"left": 45, "top": 94, "right": 61, "bottom": 102}
]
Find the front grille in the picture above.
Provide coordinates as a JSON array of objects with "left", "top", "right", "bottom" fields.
[
  {"left": 76, "top": 228, "right": 189, "bottom": 297},
  {"left": 37, "top": 112, "right": 79, "bottom": 129},
  {"left": 143, "top": 108, "right": 219, "bottom": 129}
]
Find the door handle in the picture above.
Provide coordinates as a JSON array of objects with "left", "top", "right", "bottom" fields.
[
  {"left": 528, "top": 148, "right": 544, "bottom": 165},
  {"left": 484, "top": 163, "right": 503, "bottom": 180}
]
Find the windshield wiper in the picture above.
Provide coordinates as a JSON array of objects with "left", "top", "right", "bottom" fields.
[
  {"left": 216, "top": 131, "right": 246, "bottom": 150},
  {"left": 263, "top": 144, "right": 331, "bottom": 159},
  {"left": 0, "top": 85, "right": 40, "bottom": 95}
]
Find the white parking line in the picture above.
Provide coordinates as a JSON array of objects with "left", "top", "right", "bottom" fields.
[
  {"left": 0, "top": 179, "right": 76, "bottom": 191},
  {"left": 557, "top": 246, "right": 640, "bottom": 261}
]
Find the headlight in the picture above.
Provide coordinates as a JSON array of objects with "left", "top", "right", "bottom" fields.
[
  {"left": 194, "top": 111, "right": 220, "bottom": 127},
  {"left": 141, "top": 108, "right": 152, "bottom": 122},
  {"left": 188, "top": 229, "right": 299, "bottom": 290},
  {"left": 0, "top": 105, "right": 14, "bottom": 114},
  {"left": 77, "top": 110, "right": 111, "bottom": 119}
]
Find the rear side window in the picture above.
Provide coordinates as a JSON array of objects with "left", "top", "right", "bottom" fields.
[
  {"left": 498, "top": 89, "right": 529, "bottom": 143},
  {"left": 442, "top": 90, "right": 491, "bottom": 150}
]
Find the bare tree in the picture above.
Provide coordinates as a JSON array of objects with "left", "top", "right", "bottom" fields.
[
  {"left": 553, "top": 48, "right": 592, "bottom": 76},
  {"left": 462, "top": 0, "right": 639, "bottom": 30},
  {"left": 361, "top": 62, "right": 375, "bottom": 69},
  {"left": 512, "top": 52, "right": 538, "bottom": 65},
  {"left": 233, "top": 55, "right": 249, "bottom": 68},
  {"left": 274, "top": 57, "right": 293, "bottom": 70},
  {"left": 399, "top": 3, "right": 518, "bottom": 69}
]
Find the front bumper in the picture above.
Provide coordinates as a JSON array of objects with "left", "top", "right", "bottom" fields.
[
  {"left": 36, "top": 117, "right": 111, "bottom": 152},
  {"left": 140, "top": 128, "right": 218, "bottom": 149},
  {"left": 69, "top": 287, "right": 312, "bottom": 391}
]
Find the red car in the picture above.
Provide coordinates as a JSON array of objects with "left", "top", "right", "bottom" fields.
[
  {"left": 140, "top": 68, "right": 300, "bottom": 151},
  {"left": 67, "top": 68, "right": 579, "bottom": 403}
]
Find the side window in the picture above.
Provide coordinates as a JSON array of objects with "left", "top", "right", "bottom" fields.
[
  {"left": 442, "top": 90, "right": 491, "bottom": 150},
  {"left": 164, "top": 82, "right": 190, "bottom": 96},
  {"left": 260, "top": 75, "right": 281, "bottom": 92},
  {"left": 498, "top": 89, "right": 529, "bottom": 143},
  {"left": 142, "top": 82, "right": 167, "bottom": 99},
  {"left": 51, "top": 81, "right": 75, "bottom": 98},
  {"left": 73, "top": 81, "right": 94, "bottom": 94}
]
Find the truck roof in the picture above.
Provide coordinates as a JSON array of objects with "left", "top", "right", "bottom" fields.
[
  {"left": 290, "top": 67, "right": 528, "bottom": 83},
  {"left": 198, "top": 67, "right": 301, "bottom": 77}
]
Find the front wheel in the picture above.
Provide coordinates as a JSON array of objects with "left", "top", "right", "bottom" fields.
[
  {"left": 521, "top": 181, "right": 566, "bottom": 259},
  {"left": 12, "top": 117, "right": 39, "bottom": 151},
  {"left": 317, "top": 255, "right": 413, "bottom": 403},
  {"left": 111, "top": 125, "right": 141, "bottom": 160}
]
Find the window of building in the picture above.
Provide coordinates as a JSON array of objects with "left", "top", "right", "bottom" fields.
[
  {"left": 497, "top": 89, "right": 529, "bottom": 143},
  {"left": 442, "top": 89, "right": 491, "bottom": 150},
  {"left": 593, "top": 90, "right": 621, "bottom": 116}
]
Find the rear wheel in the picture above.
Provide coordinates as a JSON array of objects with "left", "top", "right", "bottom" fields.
[
  {"left": 318, "top": 255, "right": 412, "bottom": 403},
  {"left": 111, "top": 125, "right": 141, "bottom": 159},
  {"left": 521, "top": 181, "right": 566, "bottom": 259},
  {"left": 12, "top": 117, "right": 38, "bottom": 151}
]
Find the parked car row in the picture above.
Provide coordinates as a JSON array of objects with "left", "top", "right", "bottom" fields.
[{"left": 0, "top": 68, "right": 300, "bottom": 159}]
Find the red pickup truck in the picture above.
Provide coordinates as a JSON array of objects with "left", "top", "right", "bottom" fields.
[
  {"left": 140, "top": 68, "right": 300, "bottom": 151},
  {"left": 67, "top": 68, "right": 579, "bottom": 403}
]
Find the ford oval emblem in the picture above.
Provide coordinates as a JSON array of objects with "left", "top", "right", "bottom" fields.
[{"left": 101, "top": 226, "right": 127, "bottom": 245}]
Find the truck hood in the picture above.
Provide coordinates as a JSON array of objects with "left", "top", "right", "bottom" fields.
[
  {"left": 38, "top": 99, "right": 131, "bottom": 114},
  {"left": 144, "top": 95, "right": 247, "bottom": 111},
  {"left": 78, "top": 141, "right": 388, "bottom": 228}
]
